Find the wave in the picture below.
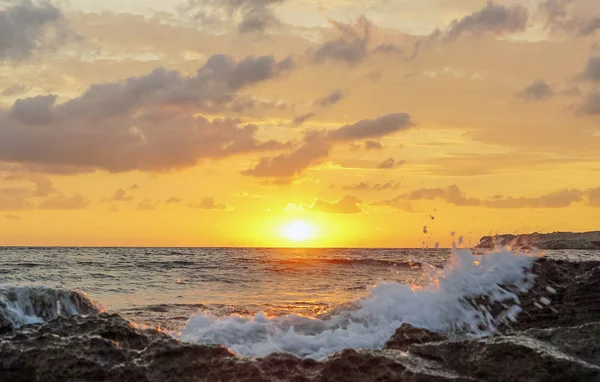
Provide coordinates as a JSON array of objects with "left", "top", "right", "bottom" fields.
[
  {"left": 0, "top": 286, "right": 102, "bottom": 332},
  {"left": 0, "top": 247, "right": 540, "bottom": 360},
  {"left": 176, "top": 247, "right": 538, "bottom": 359}
]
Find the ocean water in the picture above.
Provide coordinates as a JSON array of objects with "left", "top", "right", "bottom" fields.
[{"left": 2, "top": 246, "right": 599, "bottom": 359}]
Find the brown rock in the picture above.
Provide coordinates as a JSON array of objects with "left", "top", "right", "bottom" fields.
[{"left": 385, "top": 324, "right": 447, "bottom": 350}]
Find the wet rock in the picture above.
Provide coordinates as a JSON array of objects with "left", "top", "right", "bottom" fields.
[
  {"left": 506, "top": 259, "right": 600, "bottom": 331},
  {"left": 524, "top": 322, "right": 600, "bottom": 366},
  {"left": 409, "top": 336, "right": 600, "bottom": 381},
  {"left": 0, "top": 313, "right": 472, "bottom": 382},
  {"left": 385, "top": 324, "right": 447, "bottom": 350}
]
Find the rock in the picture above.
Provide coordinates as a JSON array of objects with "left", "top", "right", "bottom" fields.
[
  {"left": 409, "top": 336, "right": 600, "bottom": 381},
  {"left": 475, "top": 231, "right": 600, "bottom": 250},
  {"left": 524, "top": 322, "right": 600, "bottom": 366},
  {"left": 0, "top": 313, "right": 472, "bottom": 382},
  {"left": 505, "top": 259, "right": 600, "bottom": 331},
  {"left": 385, "top": 324, "right": 447, "bottom": 350}
]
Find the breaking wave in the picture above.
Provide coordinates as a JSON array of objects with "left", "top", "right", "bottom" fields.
[
  {"left": 176, "top": 247, "right": 538, "bottom": 359},
  {"left": 1, "top": 247, "right": 540, "bottom": 360}
]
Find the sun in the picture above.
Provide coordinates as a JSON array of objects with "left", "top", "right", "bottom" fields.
[{"left": 281, "top": 221, "right": 314, "bottom": 242}]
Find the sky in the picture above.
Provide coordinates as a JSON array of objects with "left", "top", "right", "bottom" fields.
[{"left": 0, "top": 0, "right": 599, "bottom": 248}]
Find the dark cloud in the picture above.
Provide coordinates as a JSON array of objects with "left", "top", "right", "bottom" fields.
[
  {"left": 312, "top": 16, "right": 403, "bottom": 65},
  {"left": 326, "top": 113, "right": 413, "bottom": 142},
  {"left": 577, "top": 91, "right": 600, "bottom": 114},
  {"left": 129, "top": 184, "right": 139, "bottom": 190},
  {"left": 241, "top": 132, "right": 331, "bottom": 178},
  {"left": 342, "top": 181, "right": 400, "bottom": 191},
  {"left": 516, "top": 80, "right": 554, "bottom": 102},
  {"left": 109, "top": 188, "right": 133, "bottom": 202},
  {"left": 581, "top": 55, "right": 600, "bottom": 82},
  {"left": 0, "top": 53, "right": 293, "bottom": 173},
  {"left": 540, "top": 0, "right": 600, "bottom": 36},
  {"left": 166, "top": 197, "right": 182, "bottom": 204},
  {"left": 0, "top": 0, "right": 74, "bottom": 61},
  {"left": 378, "top": 185, "right": 586, "bottom": 209},
  {"left": 181, "top": 0, "right": 284, "bottom": 33},
  {"left": 365, "top": 141, "right": 383, "bottom": 150},
  {"left": 38, "top": 193, "right": 89, "bottom": 210},
  {"left": 308, "top": 195, "right": 362, "bottom": 214},
  {"left": 377, "top": 158, "right": 405, "bottom": 169},
  {"left": 243, "top": 113, "right": 413, "bottom": 180},
  {"left": 5, "top": 214, "right": 20, "bottom": 220},
  {"left": 189, "top": 196, "right": 230, "bottom": 210},
  {"left": 291, "top": 112, "right": 315, "bottom": 127},
  {"left": 409, "top": 3, "right": 528, "bottom": 60},
  {"left": 444, "top": 2, "right": 528, "bottom": 41},
  {"left": 137, "top": 199, "right": 157, "bottom": 210},
  {"left": 314, "top": 89, "right": 344, "bottom": 108}
]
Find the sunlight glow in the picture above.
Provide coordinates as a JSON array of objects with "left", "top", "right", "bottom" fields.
[{"left": 281, "top": 221, "right": 314, "bottom": 242}]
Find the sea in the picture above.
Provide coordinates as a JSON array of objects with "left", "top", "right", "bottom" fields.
[{"left": 2, "top": 246, "right": 599, "bottom": 359}]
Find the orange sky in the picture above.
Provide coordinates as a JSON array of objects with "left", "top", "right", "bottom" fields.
[{"left": 0, "top": 0, "right": 599, "bottom": 248}]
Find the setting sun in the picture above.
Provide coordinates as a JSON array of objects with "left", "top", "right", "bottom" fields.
[{"left": 282, "top": 221, "right": 315, "bottom": 242}]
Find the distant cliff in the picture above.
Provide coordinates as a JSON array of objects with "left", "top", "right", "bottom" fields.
[{"left": 476, "top": 231, "right": 600, "bottom": 250}]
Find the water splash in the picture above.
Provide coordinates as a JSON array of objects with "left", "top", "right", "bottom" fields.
[
  {"left": 0, "top": 286, "right": 101, "bottom": 330},
  {"left": 176, "top": 247, "right": 538, "bottom": 359}
]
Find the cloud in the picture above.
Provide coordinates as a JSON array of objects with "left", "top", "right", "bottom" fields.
[
  {"left": 0, "top": 53, "right": 293, "bottom": 173},
  {"left": 5, "top": 214, "right": 20, "bottom": 220},
  {"left": 241, "top": 132, "right": 331, "bottom": 178},
  {"left": 0, "top": 0, "right": 74, "bottom": 61},
  {"left": 38, "top": 193, "right": 89, "bottom": 210},
  {"left": 243, "top": 113, "right": 413, "bottom": 180},
  {"left": 371, "top": 196, "right": 415, "bottom": 212},
  {"left": 365, "top": 141, "right": 383, "bottom": 150},
  {"left": 377, "top": 158, "right": 405, "bottom": 169},
  {"left": 137, "top": 199, "right": 157, "bottom": 210},
  {"left": 326, "top": 113, "right": 413, "bottom": 142},
  {"left": 109, "top": 188, "right": 133, "bottom": 202},
  {"left": 589, "top": 187, "right": 600, "bottom": 207},
  {"left": 516, "top": 80, "right": 554, "bottom": 102},
  {"left": 29, "top": 174, "right": 55, "bottom": 197},
  {"left": 189, "top": 196, "right": 230, "bottom": 210},
  {"left": 444, "top": 2, "right": 529, "bottom": 41},
  {"left": 1, "top": 83, "right": 27, "bottom": 97},
  {"left": 539, "top": 0, "right": 600, "bottom": 36},
  {"left": 581, "top": 55, "right": 600, "bottom": 82},
  {"left": 314, "top": 89, "right": 344, "bottom": 108},
  {"left": 342, "top": 181, "right": 400, "bottom": 191},
  {"left": 166, "top": 197, "right": 182, "bottom": 204},
  {"left": 378, "top": 185, "right": 586, "bottom": 209},
  {"left": 577, "top": 91, "right": 600, "bottom": 114},
  {"left": 129, "top": 184, "right": 139, "bottom": 190},
  {"left": 308, "top": 195, "right": 362, "bottom": 214},
  {"left": 312, "top": 16, "right": 403, "bottom": 65},
  {"left": 181, "top": 0, "right": 284, "bottom": 33},
  {"left": 291, "top": 112, "right": 315, "bottom": 127}
]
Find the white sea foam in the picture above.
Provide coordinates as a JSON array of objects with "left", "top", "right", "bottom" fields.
[
  {"left": 0, "top": 286, "right": 100, "bottom": 329},
  {"left": 176, "top": 247, "right": 539, "bottom": 359}
]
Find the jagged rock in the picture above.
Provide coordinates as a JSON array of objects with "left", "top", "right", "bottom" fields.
[
  {"left": 505, "top": 259, "right": 600, "bottom": 331},
  {"left": 0, "top": 313, "right": 472, "bottom": 382},
  {"left": 409, "top": 336, "right": 600, "bottom": 381},
  {"left": 385, "top": 324, "right": 447, "bottom": 350},
  {"left": 524, "top": 322, "right": 600, "bottom": 366}
]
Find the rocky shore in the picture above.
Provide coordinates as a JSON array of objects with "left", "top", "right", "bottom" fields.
[
  {"left": 476, "top": 231, "right": 600, "bottom": 250},
  {"left": 2, "top": 256, "right": 600, "bottom": 381}
]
